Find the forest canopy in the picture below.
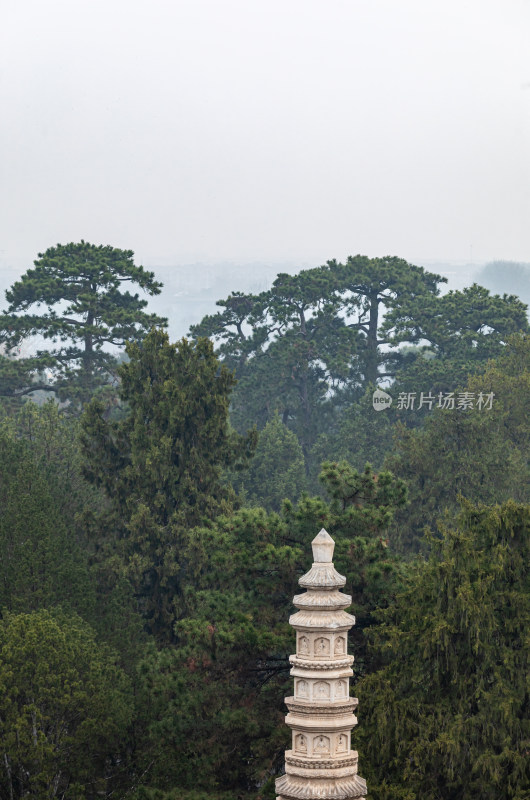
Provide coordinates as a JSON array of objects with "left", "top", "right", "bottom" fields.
[{"left": 0, "top": 248, "right": 528, "bottom": 800}]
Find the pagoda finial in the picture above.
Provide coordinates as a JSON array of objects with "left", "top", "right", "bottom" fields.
[{"left": 311, "top": 528, "right": 335, "bottom": 563}]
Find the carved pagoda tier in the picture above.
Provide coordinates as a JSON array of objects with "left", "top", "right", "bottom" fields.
[{"left": 276, "top": 529, "right": 367, "bottom": 800}]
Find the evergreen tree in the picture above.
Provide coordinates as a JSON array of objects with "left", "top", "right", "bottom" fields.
[
  {"left": 389, "top": 283, "right": 528, "bottom": 395},
  {"left": 0, "top": 352, "right": 56, "bottom": 403},
  {"left": 284, "top": 460, "right": 409, "bottom": 670},
  {"left": 309, "top": 385, "right": 398, "bottom": 483},
  {"left": 236, "top": 413, "right": 307, "bottom": 511},
  {"left": 0, "top": 402, "right": 144, "bottom": 662},
  {"left": 10, "top": 400, "right": 103, "bottom": 519},
  {"left": 80, "top": 328, "right": 256, "bottom": 639},
  {"left": 0, "top": 420, "right": 95, "bottom": 619},
  {"left": 192, "top": 258, "right": 526, "bottom": 472},
  {"left": 1, "top": 241, "right": 166, "bottom": 401},
  {"left": 134, "top": 461, "right": 407, "bottom": 796},
  {"left": 0, "top": 609, "right": 132, "bottom": 800},
  {"left": 190, "top": 256, "right": 445, "bottom": 458},
  {"left": 330, "top": 255, "right": 444, "bottom": 386},
  {"left": 357, "top": 499, "right": 530, "bottom": 800},
  {"left": 387, "top": 333, "right": 530, "bottom": 552}
]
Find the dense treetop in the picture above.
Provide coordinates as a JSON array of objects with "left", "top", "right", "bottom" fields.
[
  {"left": 0, "top": 241, "right": 166, "bottom": 401},
  {"left": 357, "top": 499, "right": 530, "bottom": 800}
]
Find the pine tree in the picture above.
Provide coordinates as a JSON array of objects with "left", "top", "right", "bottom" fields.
[
  {"left": 389, "top": 283, "right": 528, "bottom": 395},
  {"left": 0, "top": 419, "right": 95, "bottom": 619},
  {"left": 1, "top": 241, "right": 166, "bottom": 401},
  {"left": 237, "top": 413, "right": 307, "bottom": 511},
  {"left": 356, "top": 499, "right": 530, "bottom": 800},
  {"left": 134, "top": 460, "right": 407, "bottom": 796},
  {"left": 309, "top": 385, "right": 397, "bottom": 482},
  {"left": 80, "top": 328, "right": 256, "bottom": 639},
  {"left": 190, "top": 256, "right": 445, "bottom": 458},
  {"left": 0, "top": 609, "right": 132, "bottom": 800},
  {"left": 387, "top": 333, "right": 530, "bottom": 552},
  {"left": 191, "top": 258, "right": 527, "bottom": 475}
]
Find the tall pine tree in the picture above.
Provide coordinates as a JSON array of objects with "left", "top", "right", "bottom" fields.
[
  {"left": 80, "top": 329, "right": 256, "bottom": 640},
  {"left": 356, "top": 499, "right": 530, "bottom": 800},
  {"left": 1, "top": 241, "right": 166, "bottom": 401}
]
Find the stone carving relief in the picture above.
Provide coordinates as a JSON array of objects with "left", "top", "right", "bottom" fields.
[
  {"left": 313, "top": 735, "right": 330, "bottom": 755},
  {"left": 335, "top": 679, "right": 347, "bottom": 698},
  {"left": 295, "top": 733, "right": 307, "bottom": 753},
  {"left": 336, "top": 734, "right": 348, "bottom": 753},
  {"left": 296, "top": 680, "right": 309, "bottom": 698},
  {"left": 314, "top": 637, "right": 330, "bottom": 656},
  {"left": 298, "top": 635, "right": 310, "bottom": 655},
  {"left": 314, "top": 680, "right": 330, "bottom": 700},
  {"left": 334, "top": 636, "right": 345, "bottom": 655}
]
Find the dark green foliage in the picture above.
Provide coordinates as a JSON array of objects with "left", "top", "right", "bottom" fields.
[
  {"left": 1, "top": 255, "right": 527, "bottom": 800},
  {"left": 387, "top": 333, "right": 530, "bottom": 552},
  {"left": 0, "top": 608, "right": 132, "bottom": 800},
  {"left": 130, "top": 789, "right": 255, "bottom": 800},
  {"left": 191, "top": 256, "right": 446, "bottom": 461},
  {"left": 390, "top": 283, "right": 529, "bottom": 394},
  {"left": 390, "top": 282, "right": 528, "bottom": 360},
  {"left": 133, "top": 511, "right": 296, "bottom": 794},
  {"left": 284, "top": 461, "right": 408, "bottom": 673},
  {"left": 1, "top": 241, "right": 166, "bottom": 401},
  {"left": 330, "top": 255, "right": 444, "bottom": 386},
  {"left": 235, "top": 413, "right": 307, "bottom": 510},
  {"left": 82, "top": 329, "right": 256, "bottom": 525},
  {"left": 0, "top": 352, "right": 56, "bottom": 405},
  {"left": 0, "top": 401, "right": 144, "bottom": 664},
  {"left": 357, "top": 499, "right": 530, "bottom": 800},
  {"left": 10, "top": 400, "right": 103, "bottom": 519},
  {"left": 80, "top": 328, "right": 257, "bottom": 639},
  {"left": 192, "top": 257, "right": 527, "bottom": 482},
  {"left": 0, "top": 412, "right": 95, "bottom": 619},
  {"left": 309, "top": 386, "right": 398, "bottom": 481},
  {"left": 134, "top": 461, "right": 407, "bottom": 795}
]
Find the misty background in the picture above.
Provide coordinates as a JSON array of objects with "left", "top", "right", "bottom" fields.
[{"left": 2, "top": 0, "right": 530, "bottom": 341}]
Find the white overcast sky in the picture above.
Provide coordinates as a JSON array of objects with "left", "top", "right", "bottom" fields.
[{"left": 1, "top": 0, "right": 529, "bottom": 272}]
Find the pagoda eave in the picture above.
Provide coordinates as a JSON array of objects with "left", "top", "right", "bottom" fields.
[
  {"left": 289, "top": 610, "right": 355, "bottom": 629},
  {"left": 276, "top": 772, "right": 367, "bottom": 800},
  {"left": 289, "top": 655, "right": 354, "bottom": 671}
]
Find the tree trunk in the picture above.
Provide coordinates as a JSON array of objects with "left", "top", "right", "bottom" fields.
[
  {"left": 83, "top": 310, "right": 94, "bottom": 376},
  {"left": 4, "top": 752, "right": 13, "bottom": 800},
  {"left": 365, "top": 290, "right": 379, "bottom": 386},
  {"left": 298, "top": 307, "right": 312, "bottom": 470}
]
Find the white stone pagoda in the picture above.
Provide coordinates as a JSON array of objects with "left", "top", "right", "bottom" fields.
[{"left": 275, "top": 528, "right": 367, "bottom": 800}]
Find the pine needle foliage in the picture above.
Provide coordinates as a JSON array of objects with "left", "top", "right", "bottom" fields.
[
  {"left": 80, "top": 328, "right": 257, "bottom": 639},
  {"left": 1, "top": 241, "right": 166, "bottom": 401},
  {"left": 357, "top": 499, "right": 530, "bottom": 800},
  {"left": 0, "top": 609, "right": 132, "bottom": 800}
]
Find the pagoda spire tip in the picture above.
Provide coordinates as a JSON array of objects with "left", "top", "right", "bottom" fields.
[{"left": 311, "top": 528, "right": 335, "bottom": 562}]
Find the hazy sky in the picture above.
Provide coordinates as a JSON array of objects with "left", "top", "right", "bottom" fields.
[{"left": 2, "top": 0, "right": 529, "bottom": 272}]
